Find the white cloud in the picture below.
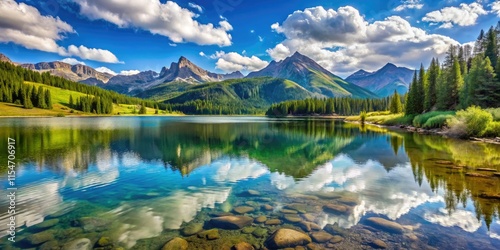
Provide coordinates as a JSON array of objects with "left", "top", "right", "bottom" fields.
[
  {"left": 259, "top": 36, "right": 264, "bottom": 42},
  {"left": 211, "top": 51, "right": 269, "bottom": 73},
  {"left": 491, "top": 1, "right": 500, "bottom": 16},
  {"left": 74, "top": 0, "right": 233, "bottom": 46},
  {"left": 119, "top": 70, "right": 141, "bottom": 76},
  {"left": 199, "top": 51, "right": 207, "bottom": 57},
  {"left": 169, "top": 43, "right": 177, "bottom": 47},
  {"left": 267, "top": 6, "right": 459, "bottom": 76},
  {"left": 250, "top": 29, "right": 255, "bottom": 33},
  {"left": 59, "top": 58, "right": 86, "bottom": 65},
  {"left": 0, "top": 0, "right": 121, "bottom": 63},
  {"left": 424, "top": 208, "right": 482, "bottom": 233},
  {"left": 188, "top": 2, "right": 203, "bottom": 13},
  {"left": 422, "top": 2, "right": 487, "bottom": 28},
  {"left": 66, "top": 45, "right": 121, "bottom": 63},
  {"left": 394, "top": 0, "right": 424, "bottom": 12},
  {"left": 95, "top": 67, "right": 117, "bottom": 75}
]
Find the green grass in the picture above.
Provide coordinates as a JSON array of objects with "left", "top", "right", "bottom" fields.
[
  {"left": 25, "top": 81, "right": 90, "bottom": 105},
  {"left": 345, "top": 111, "right": 413, "bottom": 126}
]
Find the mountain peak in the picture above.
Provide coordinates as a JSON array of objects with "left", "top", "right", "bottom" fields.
[
  {"left": 382, "top": 63, "right": 397, "bottom": 69},
  {"left": 0, "top": 53, "right": 12, "bottom": 63}
]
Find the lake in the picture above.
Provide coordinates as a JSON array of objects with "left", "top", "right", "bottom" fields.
[{"left": 0, "top": 117, "right": 499, "bottom": 250}]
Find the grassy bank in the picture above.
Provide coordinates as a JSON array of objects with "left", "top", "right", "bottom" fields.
[
  {"left": 0, "top": 82, "right": 183, "bottom": 117},
  {"left": 346, "top": 107, "right": 500, "bottom": 138}
]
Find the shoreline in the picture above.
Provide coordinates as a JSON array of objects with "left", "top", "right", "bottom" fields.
[{"left": 345, "top": 120, "right": 500, "bottom": 145}]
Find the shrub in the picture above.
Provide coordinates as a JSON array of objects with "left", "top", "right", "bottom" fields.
[
  {"left": 486, "top": 108, "right": 500, "bottom": 121},
  {"left": 413, "top": 111, "right": 455, "bottom": 128},
  {"left": 482, "top": 121, "right": 500, "bottom": 137},
  {"left": 422, "top": 114, "right": 454, "bottom": 129},
  {"left": 452, "top": 106, "right": 493, "bottom": 137},
  {"left": 55, "top": 113, "right": 65, "bottom": 117},
  {"left": 360, "top": 111, "right": 367, "bottom": 124}
]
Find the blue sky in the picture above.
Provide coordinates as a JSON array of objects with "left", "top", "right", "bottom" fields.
[{"left": 1, "top": 0, "right": 500, "bottom": 77}]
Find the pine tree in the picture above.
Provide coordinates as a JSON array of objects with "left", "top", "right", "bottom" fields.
[
  {"left": 22, "top": 88, "right": 33, "bottom": 109},
  {"left": 425, "top": 58, "right": 439, "bottom": 111},
  {"left": 485, "top": 27, "right": 499, "bottom": 67},
  {"left": 139, "top": 104, "right": 147, "bottom": 114},
  {"left": 448, "top": 60, "right": 464, "bottom": 109},
  {"left": 45, "top": 89, "right": 52, "bottom": 109},
  {"left": 405, "top": 71, "right": 418, "bottom": 115},
  {"left": 475, "top": 57, "right": 500, "bottom": 108},
  {"left": 69, "top": 95, "right": 74, "bottom": 108},
  {"left": 37, "top": 86, "right": 46, "bottom": 109},
  {"left": 415, "top": 64, "right": 426, "bottom": 114},
  {"left": 389, "top": 91, "right": 403, "bottom": 114}
]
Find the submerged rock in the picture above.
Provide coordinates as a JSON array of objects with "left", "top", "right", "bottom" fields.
[
  {"left": 265, "top": 228, "right": 312, "bottom": 248},
  {"left": 233, "top": 206, "right": 255, "bottom": 214},
  {"left": 465, "top": 172, "right": 490, "bottom": 178},
  {"left": 198, "top": 229, "right": 220, "bottom": 240},
  {"left": 38, "top": 240, "right": 60, "bottom": 250},
  {"left": 162, "top": 237, "right": 188, "bottom": 250},
  {"left": 301, "top": 214, "right": 316, "bottom": 222},
  {"left": 239, "top": 190, "right": 261, "bottom": 197},
  {"left": 280, "top": 209, "right": 298, "bottom": 214},
  {"left": 181, "top": 223, "right": 203, "bottom": 236},
  {"left": 255, "top": 216, "right": 267, "bottom": 223},
  {"left": 298, "top": 221, "right": 321, "bottom": 232},
  {"left": 310, "top": 231, "right": 334, "bottom": 243},
  {"left": 264, "top": 219, "right": 282, "bottom": 225},
  {"left": 32, "top": 219, "right": 59, "bottom": 230},
  {"left": 371, "top": 239, "right": 388, "bottom": 249},
  {"left": 365, "top": 217, "right": 404, "bottom": 234},
  {"left": 323, "top": 204, "right": 350, "bottom": 214},
  {"left": 233, "top": 242, "right": 255, "bottom": 250},
  {"left": 210, "top": 216, "right": 253, "bottom": 229},
  {"left": 285, "top": 204, "right": 308, "bottom": 214},
  {"left": 25, "top": 231, "right": 55, "bottom": 245},
  {"left": 283, "top": 214, "right": 302, "bottom": 223},
  {"left": 62, "top": 238, "right": 92, "bottom": 250},
  {"left": 324, "top": 223, "right": 347, "bottom": 236},
  {"left": 262, "top": 204, "right": 274, "bottom": 211},
  {"left": 330, "top": 235, "right": 343, "bottom": 243}
]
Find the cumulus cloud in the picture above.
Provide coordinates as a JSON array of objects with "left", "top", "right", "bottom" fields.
[
  {"left": 59, "top": 58, "right": 85, "bottom": 65},
  {"left": 490, "top": 1, "right": 500, "bottom": 16},
  {"left": 267, "top": 6, "right": 459, "bottom": 76},
  {"left": 95, "top": 67, "right": 117, "bottom": 75},
  {"left": 74, "top": 0, "right": 233, "bottom": 46},
  {"left": 65, "top": 45, "right": 121, "bottom": 63},
  {"left": 394, "top": 0, "right": 424, "bottom": 12},
  {"left": 0, "top": 0, "right": 121, "bottom": 63},
  {"left": 422, "top": 2, "right": 487, "bottom": 28},
  {"left": 424, "top": 208, "right": 482, "bottom": 233},
  {"left": 188, "top": 2, "right": 203, "bottom": 13},
  {"left": 211, "top": 51, "right": 269, "bottom": 73}
]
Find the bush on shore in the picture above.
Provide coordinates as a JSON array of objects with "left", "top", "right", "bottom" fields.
[{"left": 447, "top": 106, "right": 494, "bottom": 138}]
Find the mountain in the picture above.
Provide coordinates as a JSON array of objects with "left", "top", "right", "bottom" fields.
[
  {"left": 20, "top": 61, "right": 113, "bottom": 83},
  {"left": 346, "top": 63, "right": 414, "bottom": 97},
  {"left": 0, "top": 53, "right": 13, "bottom": 64},
  {"left": 165, "top": 77, "right": 317, "bottom": 111},
  {"left": 247, "top": 52, "right": 377, "bottom": 98},
  {"left": 100, "top": 56, "right": 244, "bottom": 94}
]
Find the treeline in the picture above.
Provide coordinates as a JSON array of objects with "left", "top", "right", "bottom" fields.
[
  {"left": 0, "top": 63, "right": 53, "bottom": 109},
  {"left": 0, "top": 61, "right": 158, "bottom": 113},
  {"left": 405, "top": 23, "right": 500, "bottom": 115},
  {"left": 165, "top": 100, "right": 263, "bottom": 115},
  {"left": 266, "top": 97, "right": 393, "bottom": 116},
  {"left": 69, "top": 95, "right": 113, "bottom": 114}
]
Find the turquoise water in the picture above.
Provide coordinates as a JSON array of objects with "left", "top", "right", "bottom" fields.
[{"left": 0, "top": 117, "right": 499, "bottom": 249}]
